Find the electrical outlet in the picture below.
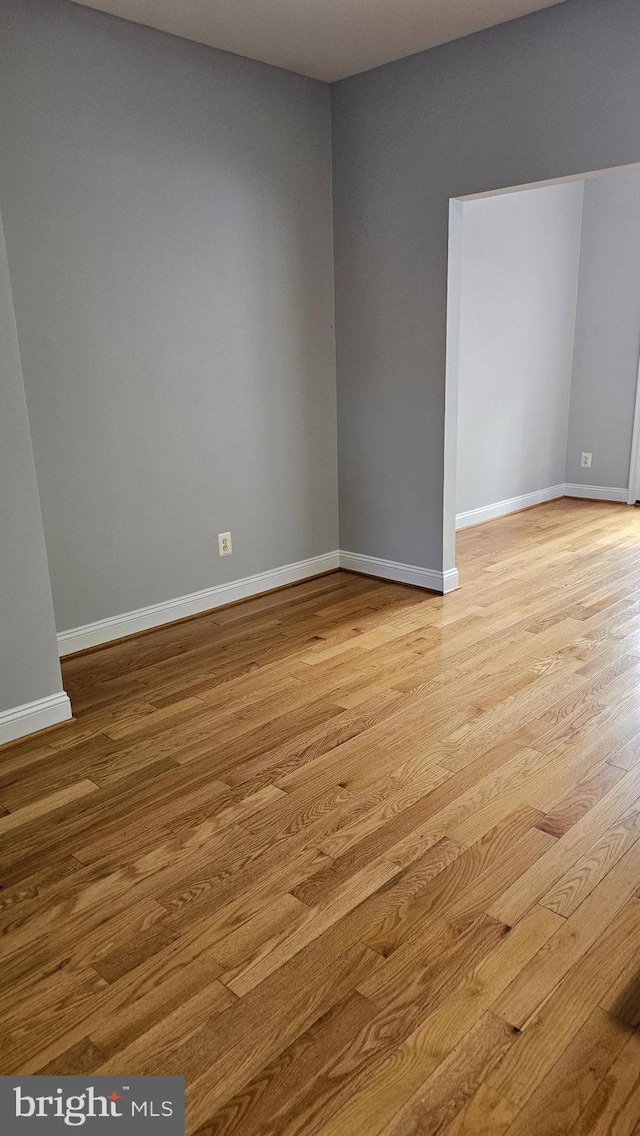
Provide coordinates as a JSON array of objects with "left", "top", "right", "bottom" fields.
[
  {"left": 581, "top": 452, "right": 592, "bottom": 468},
  {"left": 217, "top": 532, "right": 232, "bottom": 557}
]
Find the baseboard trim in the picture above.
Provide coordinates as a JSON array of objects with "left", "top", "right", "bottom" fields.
[
  {"left": 58, "top": 547, "right": 460, "bottom": 657},
  {"left": 57, "top": 551, "right": 341, "bottom": 656},
  {"left": 441, "top": 568, "right": 460, "bottom": 593},
  {"left": 339, "top": 551, "right": 458, "bottom": 594},
  {"left": 55, "top": 481, "right": 627, "bottom": 660},
  {"left": 563, "top": 484, "right": 628, "bottom": 502},
  {"left": 0, "top": 691, "right": 72, "bottom": 747},
  {"left": 456, "top": 485, "right": 565, "bottom": 530}
]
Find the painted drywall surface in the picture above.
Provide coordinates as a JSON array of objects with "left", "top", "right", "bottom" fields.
[
  {"left": 331, "top": 0, "right": 640, "bottom": 573},
  {"left": 0, "top": 210, "right": 64, "bottom": 712},
  {"left": 456, "top": 181, "right": 584, "bottom": 515},
  {"left": 0, "top": 0, "right": 337, "bottom": 633},
  {"left": 565, "top": 168, "right": 640, "bottom": 491}
]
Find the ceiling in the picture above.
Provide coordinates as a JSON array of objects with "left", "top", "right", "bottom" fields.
[{"left": 70, "top": 0, "right": 568, "bottom": 83}]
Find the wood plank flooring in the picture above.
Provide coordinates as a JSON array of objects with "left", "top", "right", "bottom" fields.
[{"left": 3, "top": 497, "right": 640, "bottom": 1133}]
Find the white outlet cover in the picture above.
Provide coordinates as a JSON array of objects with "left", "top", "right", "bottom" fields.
[{"left": 218, "top": 531, "right": 232, "bottom": 556}]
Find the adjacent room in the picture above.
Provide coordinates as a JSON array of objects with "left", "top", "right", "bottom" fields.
[
  {"left": 452, "top": 166, "right": 640, "bottom": 535},
  {"left": 2, "top": 0, "right": 640, "bottom": 1131}
]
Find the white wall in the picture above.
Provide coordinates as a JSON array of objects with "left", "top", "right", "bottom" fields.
[
  {"left": 565, "top": 167, "right": 640, "bottom": 493},
  {"left": 456, "top": 181, "right": 584, "bottom": 524}
]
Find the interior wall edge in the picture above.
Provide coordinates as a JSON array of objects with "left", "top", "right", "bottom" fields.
[{"left": 0, "top": 692, "right": 72, "bottom": 747}]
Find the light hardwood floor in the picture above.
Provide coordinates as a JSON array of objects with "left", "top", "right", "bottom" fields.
[{"left": 2, "top": 498, "right": 640, "bottom": 1134}]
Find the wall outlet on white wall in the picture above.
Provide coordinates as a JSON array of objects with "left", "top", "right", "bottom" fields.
[
  {"left": 218, "top": 531, "right": 232, "bottom": 556},
  {"left": 581, "top": 452, "right": 592, "bottom": 468}
]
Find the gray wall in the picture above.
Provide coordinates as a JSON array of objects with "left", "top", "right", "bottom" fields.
[
  {"left": 331, "top": 0, "right": 640, "bottom": 574},
  {"left": 456, "top": 181, "right": 583, "bottom": 517},
  {"left": 566, "top": 167, "right": 640, "bottom": 491},
  {"left": 0, "top": 208, "right": 64, "bottom": 712},
  {"left": 0, "top": 0, "right": 337, "bottom": 633}
]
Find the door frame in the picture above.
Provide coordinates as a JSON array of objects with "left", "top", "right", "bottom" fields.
[
  {"left": 444, "top": 160, "right": 640, "bottom": 563},
  {"left": 627, "top": 351, "right": 640, "bottom": 504}
]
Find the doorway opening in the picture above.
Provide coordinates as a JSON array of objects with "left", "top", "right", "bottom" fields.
[{"left": 444, "top": 162, "right": 640, "bottom": 580}]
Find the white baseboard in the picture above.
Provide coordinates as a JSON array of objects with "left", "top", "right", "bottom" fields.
[
  {"left": 456, "top": 485, "right": 565, "bottom": 530},
  {"left": 55, "top": 477, "right": 627, "bottom": 662},
  {"left": 58, "top": 548, "right": 460, "bottom": 656},
  {"left": 563, "top": 483, "right": 628, "bottom": 502},
  {"left": 441, "top": 568, "right": 460, "bottom": 593},
  {"left": 456, "top": 483, "right": 628, "bottom": 528},
  {"left": 339, "top": 550, "right": 458, "bottom": 594},
  {"left": 57, "top": 552, "right": 341, "bottom": 656},
  {"left": 0, "top": 691, "right": 72, "bottom": 747}
]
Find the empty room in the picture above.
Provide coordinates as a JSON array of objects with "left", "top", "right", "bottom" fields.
[
  {"left": 453, "top": 167, "right": 640, "bottom": 531},
  {"left": 1, "top": 0, "right": 640, "bottom": 1132}
]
